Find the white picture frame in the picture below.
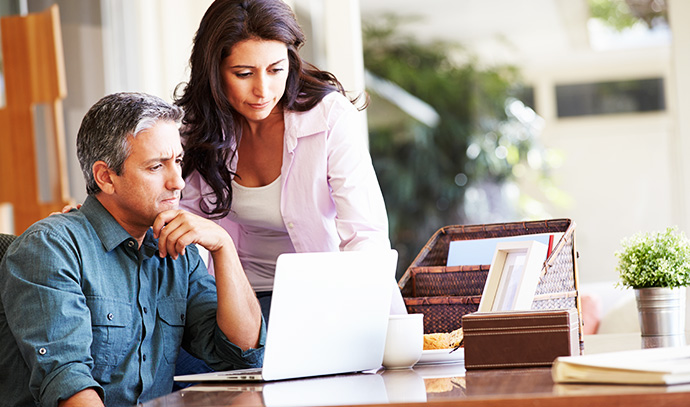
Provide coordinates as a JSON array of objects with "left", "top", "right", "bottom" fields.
[{"left": 478, "top": 240, "right": 548, "bottom": 312}]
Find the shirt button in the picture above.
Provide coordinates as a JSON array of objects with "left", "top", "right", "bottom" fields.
[
  {"left": 143, "top": 307, "right": 148, "bottom": 314},
  {"left": 38, "top": 348, "right": 47, "bottom": 355},
  {"left": 287, "top": 222, "right": 294, "bottom": 228},
  {"left": 143, "top": 354, "right": 147, "bottom": 362},
  {"left": 180, "top": 314, "right": 185, "bottom": 322},
  {"left": 107, "top": 313, "right": 114, "bottom": 320},
  {"left": 127, "top": 240, "right": 135, "bottom": 248}
]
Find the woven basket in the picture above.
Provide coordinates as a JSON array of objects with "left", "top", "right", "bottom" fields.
[{"left": 399, "top": 218, "right": 582, "bottom": 352}]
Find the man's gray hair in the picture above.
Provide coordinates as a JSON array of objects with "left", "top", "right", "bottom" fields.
[{"left": 77, "top": 92, "right": 184, "bottom": 195}]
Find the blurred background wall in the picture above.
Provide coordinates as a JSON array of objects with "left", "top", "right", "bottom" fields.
[{"left": 2, "top": 1, "right": 689, "bottom": 321}]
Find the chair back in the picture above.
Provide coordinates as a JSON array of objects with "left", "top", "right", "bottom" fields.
[
  {"left": 0, "top": 234, "right": 17, "bottom": 262},
  {"left": 0, "top": 5, "right": 72, "bottom": 233}
]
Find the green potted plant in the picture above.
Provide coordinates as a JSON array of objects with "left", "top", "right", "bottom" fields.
[{"left": 615, "top": 227, "right": 690, "bottom": 348}]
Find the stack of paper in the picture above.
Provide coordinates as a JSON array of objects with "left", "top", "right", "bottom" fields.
[{"left": 446, "top": 233, "right": 561, "bottom": 267}]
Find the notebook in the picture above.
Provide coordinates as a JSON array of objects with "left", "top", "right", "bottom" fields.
[{"left": 174, "top": 249, "right": 398, "bottom": 382}]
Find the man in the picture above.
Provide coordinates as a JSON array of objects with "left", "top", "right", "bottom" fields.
[{"left": 0, "top": 92, "right": 265, "bottom": 406}]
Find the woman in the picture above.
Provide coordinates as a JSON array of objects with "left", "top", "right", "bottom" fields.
[{"left": 176, "top": 0, "right": 404, "bottom": 321}]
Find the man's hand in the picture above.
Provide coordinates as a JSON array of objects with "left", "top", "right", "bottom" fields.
[{"left": 152, "top": 209, "right": 231, "bottom": 259}]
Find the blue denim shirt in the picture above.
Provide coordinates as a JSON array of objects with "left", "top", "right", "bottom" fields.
[{"left": 0, "top": 196, "right": 265, "bottom": 407}]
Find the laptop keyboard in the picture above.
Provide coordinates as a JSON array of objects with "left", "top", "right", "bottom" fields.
[{"left": 228, "top": 367, "right": 262, "bottom": 375}]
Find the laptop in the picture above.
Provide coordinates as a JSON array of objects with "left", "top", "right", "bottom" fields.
[{"left": 174, "top": 249, "right": 398, "bottom": 382}]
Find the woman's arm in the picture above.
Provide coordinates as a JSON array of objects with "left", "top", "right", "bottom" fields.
[{"left": 326, "top": 96, "right": 391, "bottom": 251}]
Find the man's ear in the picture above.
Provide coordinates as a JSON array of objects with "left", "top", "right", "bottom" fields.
[{"left": 93, "top": 161, "right": 116, "bottom": 194}]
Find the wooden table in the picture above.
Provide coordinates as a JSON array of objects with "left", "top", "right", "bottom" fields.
[{"left": 141, "top": 333, "right": 690, "bottom": 407}]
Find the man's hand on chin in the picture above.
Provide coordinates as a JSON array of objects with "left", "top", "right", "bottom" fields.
[{"left": 152, "top": 209, "right": 234, "bottom": 259}]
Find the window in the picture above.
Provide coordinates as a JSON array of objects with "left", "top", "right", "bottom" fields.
[{"left": 556, "top": 78, "right": 665, "bottom": 117}]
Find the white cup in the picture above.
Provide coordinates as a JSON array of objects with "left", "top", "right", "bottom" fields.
[{"left": 382, "top": 313, "right": 424, "bottom": 369}]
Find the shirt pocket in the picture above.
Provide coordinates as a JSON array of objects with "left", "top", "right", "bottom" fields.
[
  {"left": 157, "top": 297, "right": 187, "bottom": 364},
  {"left": 88, "top": 297, "right": 133, "bottom": 369}
]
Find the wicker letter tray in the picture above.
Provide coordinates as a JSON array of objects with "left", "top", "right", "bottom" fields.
[{"left": 398, "top": 218, "right": 583, "bottom": 353}]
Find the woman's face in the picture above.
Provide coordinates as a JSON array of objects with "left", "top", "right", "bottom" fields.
[{"left": 221, "top": 39, "right": 289, "bottom": 124}]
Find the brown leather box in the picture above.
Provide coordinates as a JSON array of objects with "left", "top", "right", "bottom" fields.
[{"left": 462, "top": 309, "right": 580, "bottom": 370}]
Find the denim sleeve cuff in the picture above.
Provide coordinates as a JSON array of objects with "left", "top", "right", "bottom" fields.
[
  {"left": 213, "top": 317, "right": 266, "bottom": 369},
  {"left": 41, "top": 364, "right": 104, "bottom": 407}
]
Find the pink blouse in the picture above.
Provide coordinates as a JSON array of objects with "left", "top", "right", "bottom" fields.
[{"left": 180, "top": 91, "right": 391, "bottom": 258}]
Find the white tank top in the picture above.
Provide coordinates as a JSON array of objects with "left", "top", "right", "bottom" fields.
[{"left": 229, "top": 175, "right": 295, "bottom": 292}]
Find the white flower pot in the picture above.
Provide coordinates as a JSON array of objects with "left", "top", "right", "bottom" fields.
[{"left": 634, "top": 287, "right": 686, "bottom": 348}]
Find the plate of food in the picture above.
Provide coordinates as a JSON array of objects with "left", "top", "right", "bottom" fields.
[{"left": 416, "top": 328, "right": 465, "bottom": 365}]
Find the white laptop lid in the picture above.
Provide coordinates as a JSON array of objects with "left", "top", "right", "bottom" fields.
[{"left": 260, "top": 249, "right": 398, "bottom": 381}]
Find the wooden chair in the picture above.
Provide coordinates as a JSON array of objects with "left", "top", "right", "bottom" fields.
[{"left": 0, "top": 4, "right": 72, "bottom": 234}]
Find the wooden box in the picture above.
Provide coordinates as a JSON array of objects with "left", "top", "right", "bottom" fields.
[{"left": 462, "top": 309, "right": 580, "bottom": 370}]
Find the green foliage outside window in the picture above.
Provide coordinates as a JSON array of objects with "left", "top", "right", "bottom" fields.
[
  {"left": 589, "top": 0, "right": 668, "bottom": 31},
  {"left": 362, "top": 15, "right": 558, "bottom": 274}
]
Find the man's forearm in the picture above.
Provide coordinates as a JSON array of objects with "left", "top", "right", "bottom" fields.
[
  {"left": 58, "top": 388, "right": 104, "bottom": 407},
  {"left": 212, "top": 244, "right": 262, "bottom": 350},
  {"left": 152, "top": 210, "right": 263, "bottom": 349}
]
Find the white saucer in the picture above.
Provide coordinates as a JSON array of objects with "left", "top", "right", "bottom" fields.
[{"left": 416, "top": 348, "right": 465, "bottom": 365}]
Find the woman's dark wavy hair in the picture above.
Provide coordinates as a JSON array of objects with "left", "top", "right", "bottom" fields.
[{"left": 175, "top": 0, "right": 354, "bottom": 218}]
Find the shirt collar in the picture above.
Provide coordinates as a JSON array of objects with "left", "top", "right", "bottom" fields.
[
  {"left": 285, "top": 107, "right": 328, "bottom": 138},
  {"left": 284, "top": 106, "right": 327, "bottom": 153},
  {"left": 81, "top": 195, "right": 158, "bottom": 257}
]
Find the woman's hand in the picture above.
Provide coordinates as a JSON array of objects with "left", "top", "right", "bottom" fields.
[{"left": 49, "top": 204, "right": 82, "bottom": 216}]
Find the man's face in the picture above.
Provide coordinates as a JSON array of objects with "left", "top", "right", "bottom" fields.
[{"left": 109, "top": 120, "right": 185, "bottom": 230}]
